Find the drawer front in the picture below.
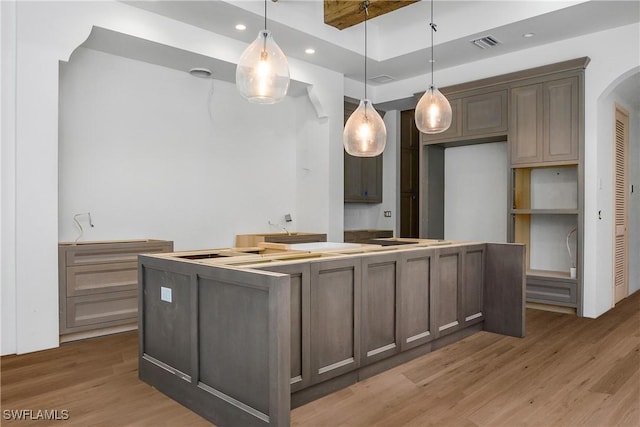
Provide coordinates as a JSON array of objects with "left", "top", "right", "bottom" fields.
[
  {"left": 66, "top": 290, "right": 138, "bottom": 329},
  {"left": 66, "top": 262, "right": 138, "bottom": 297},
  {"left": 526, "top": 279, "right": 577, "bottom": 307},
  {"left": 65, "top": 241, "right": 172, "bottom": 266},
  {"left": 264, "top": 234, "right": 327, "bottom": 244}
]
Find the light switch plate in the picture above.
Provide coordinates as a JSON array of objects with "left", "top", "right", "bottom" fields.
[{"left": 161, "top": 286, "right": 172, "bottom": 303}]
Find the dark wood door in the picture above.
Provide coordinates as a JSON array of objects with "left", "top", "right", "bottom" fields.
[{"left": 400, "top": 110, "right": 420, "bottom": 237}]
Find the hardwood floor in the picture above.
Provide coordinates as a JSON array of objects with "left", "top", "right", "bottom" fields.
[{"left": 2, "top": 291, "right": 638, "bottom": 426}]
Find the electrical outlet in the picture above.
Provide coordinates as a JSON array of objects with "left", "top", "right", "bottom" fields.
[
  {"left": 161, "top": 286, "right": 172, "bottom": 303},
  {"left": 384, "top": 211, "right": 392, "bottom": 218},
  {"left": 284, "top": 213, "right": 292, "bottom": 222}
]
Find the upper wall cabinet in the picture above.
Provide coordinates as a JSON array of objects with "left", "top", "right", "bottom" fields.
[
  {"left": 463, "top": 90, "right": 508, "bottom": 137},
  {"left": 344, "top": 100, "right": 383, "bottom": 203},
  {"left": 344, "top": 152, "right": 383, "bottom": 203},
  {"left": 422, "top": 89, "right": 508, "bottom": 145},
  {"left": 511, "top": 76, "right": 580, "bottom": 166}
]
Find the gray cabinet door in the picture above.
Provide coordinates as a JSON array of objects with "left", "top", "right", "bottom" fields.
[
  {"left": 544, "top": 76, "right": 579, "bottom": 162},
  {"left": 310, "top": 258, "right": 361, "bottom": 384},
  {"left": 258, "top": 263, "right": 311, "bottom": 392},
  {"left": 462, "top": 245, "right": 485, "bottom": 325},
  {"left": 510, "top": 83, "right": 544, "bottom": 165},
  {"left": 361, "top": 155, "right": 383, "bottom": 202},
  {"left": 344, "top": 153, "right": 383, "bottom": 203},
  {"left": 344, "top": 151, "right": 363, "bottom": 201},
  {"left": 434, "top": 247, "right": 463, "bottom": 337},
  {"left": 360, "top": 252, "right": 401, "bottom": 365},
  {"left": 399, "top": 248, "right": 435, "bottom": 351},
  {"left": 344, "top": 98, "right": 383, "bottom": 204},
  {"left": 463, "top": 90, "right": 508, "bottom": 136},
  {"left": 511, "top": 76, "right": 579, "bottom": 166}
]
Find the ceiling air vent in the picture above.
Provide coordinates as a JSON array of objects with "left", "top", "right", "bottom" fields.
[
  {"left": 369, "top": 75, "right": 395, "bottom": 84},
  {"left": 471, "top": 35, "right": 501, "bottom": 49}
]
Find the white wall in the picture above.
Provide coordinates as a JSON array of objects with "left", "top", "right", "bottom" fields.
[
  {"left": 343, "top": 110, "right": 398, "bottom": 233},
  {"left": 2, "top": 0, "right": 345, "bottom": 355},
  {"left": 443, "top": 142, "right": 508, "bottom": 243},
  {"left": 60, "top": 48, "right": 314, "bottom": 250},
  {"left": 1, "top": 0, "right": 18, "bottom": 355}
]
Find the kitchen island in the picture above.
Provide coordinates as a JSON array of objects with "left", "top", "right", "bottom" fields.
[{"left": 138, "top": 239, "right": 525, "bottom": 427}]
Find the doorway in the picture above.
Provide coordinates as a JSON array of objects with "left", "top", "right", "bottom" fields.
[{"left": 400, "top": 110, "right": 420, "bottom": 238}]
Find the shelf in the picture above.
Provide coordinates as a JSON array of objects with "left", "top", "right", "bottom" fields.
[
  {"left": 512, "top": 209, "right": 578, "bottom": 215},
  {"left": 527, "top": 269, "right": 577, "bottom": 282}
]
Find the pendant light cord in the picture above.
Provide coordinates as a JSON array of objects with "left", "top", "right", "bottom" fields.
[
  {"left": 429, "top": 0, "right": 437, "bottom": 88},
  {"left": 263, "top": 0, "right": 268, "bottom": 52},
  {"left": 362, "top": 1, "right": 369, "bottom": 102}
]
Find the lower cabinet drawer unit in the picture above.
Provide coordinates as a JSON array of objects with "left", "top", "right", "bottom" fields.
[
  {"left": 66, "top": 290, "right": 138, "bottom": 329},
  {"left": 526, "top": 277, "right": 577, "bottom": 307},
  {"left": 59, "top": 239, "right": 173, "bottom": 339}
]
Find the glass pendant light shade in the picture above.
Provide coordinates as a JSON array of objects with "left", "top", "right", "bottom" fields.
[
  {"left": 343, "top": 99, "right": 387, "bottom": 157},
  {"left": 415, "top": 85, "right": 452, "bottom": 134},
  {"left": 236, "top": 30, "right": 290, "bottom": 104}
]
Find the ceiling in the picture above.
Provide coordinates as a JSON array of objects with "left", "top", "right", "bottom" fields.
[{"left": 122, "top": 0, "right": 639, "bottom": 88}]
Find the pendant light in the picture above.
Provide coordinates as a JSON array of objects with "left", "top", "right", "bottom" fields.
[
  {"left": 415, "top": 0, "right": 452, "bottom": 134},
  {"left": 236, "top": 0, "right": 290, "bottom": 104},
  {"left": 343, "top": 1, "right": 386, "bottom": 157}
]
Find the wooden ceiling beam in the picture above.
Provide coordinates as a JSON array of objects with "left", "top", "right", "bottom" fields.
[{"left": 324, "top": 0, "right": 418, "bottom": 30}]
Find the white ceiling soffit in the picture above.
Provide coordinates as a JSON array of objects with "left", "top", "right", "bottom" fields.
[
  {"left": 77, "top": 26, "right": 310, "bottom": 97},
  {"left": 121, "top": 0, "right": 639, "bottom": 86}
]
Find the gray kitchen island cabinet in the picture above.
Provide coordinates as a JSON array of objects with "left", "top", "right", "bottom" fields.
[
  {"left": 360, "top": 252, "right": 402, "bottom": 366},
  {"left": 309, "top": 257, "right": 362, "bottom": 384},
  {"left": 138, "top": 240, "right": 524, "bottom": 427}
]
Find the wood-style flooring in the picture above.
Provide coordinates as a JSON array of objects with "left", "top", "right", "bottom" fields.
[{"left": 2, "top": 291, "right": 639, "bottom": 426}]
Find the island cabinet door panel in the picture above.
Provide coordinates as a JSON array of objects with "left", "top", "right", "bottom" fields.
[
  {"left": 434, "top": 247, "right": 463, "bottom": 337},
  {"left": 399, "top": 249, "right": 435, "bottom": 351},
  {"left": 462, "top": 245, "right": 485, "bottom": 326},
  {"left": 310, "top": 258, "right": 361, "bottom": 384},
  {"left": 140, "top": 267, "right": 192, "bottom": 379},
  {"left": 258, "top": 263, "right": 311, "bottom": 392},
  {"left": 360, "top": 253, "right": 401, "bottom": 365}
]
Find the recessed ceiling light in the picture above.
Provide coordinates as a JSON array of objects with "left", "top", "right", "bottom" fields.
[
  {"left": 235, "top": 24, "right": 246, "bottom": 31},
  {"left": 305, "top": 48, "right": 316, "bottom": 55},
  {"left": 523, "top": 32, "right": 535, "bottom": 38}
]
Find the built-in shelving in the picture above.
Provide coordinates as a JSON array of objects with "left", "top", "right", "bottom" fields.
[
  {"left": 527, "top": 269, "right": 576, "bottom": 281},
  {"left": 512, "top": 209, "right": 578, "bottom": 215},
  {"left": 511, "top": 162, "right": 581, "bottom": 310}
]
